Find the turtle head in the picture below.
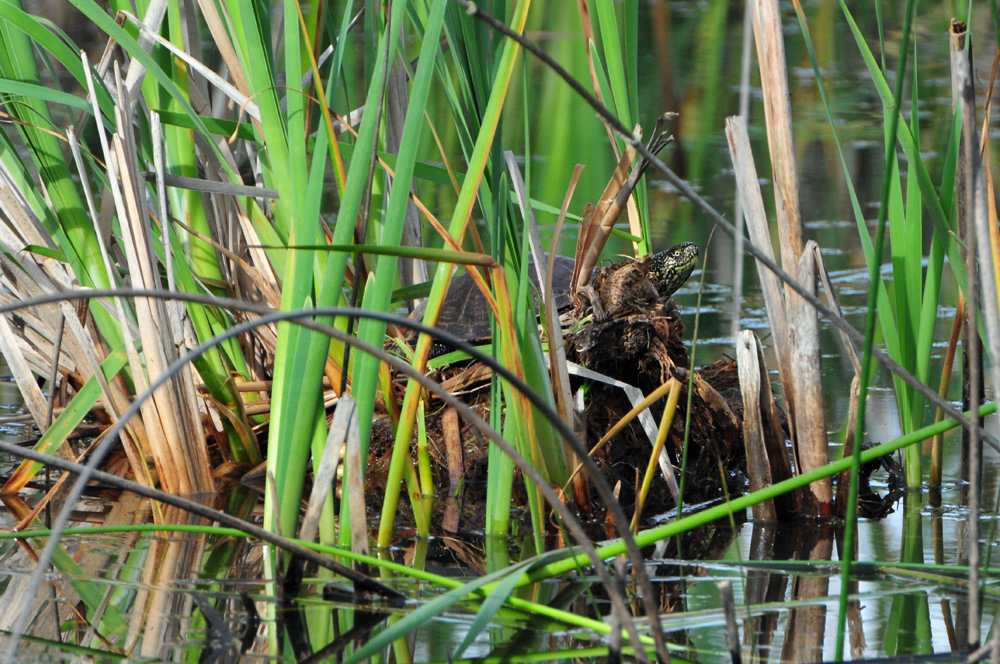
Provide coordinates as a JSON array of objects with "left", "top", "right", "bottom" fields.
[{"left": 647, "top": 242, "right": 698, "bottom": 299}]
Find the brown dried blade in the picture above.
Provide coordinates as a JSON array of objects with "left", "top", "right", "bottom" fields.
[{"left": 572, "top": 115, "right": 674, "bottom": 293}]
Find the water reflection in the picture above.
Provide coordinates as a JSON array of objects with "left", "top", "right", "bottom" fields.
[{"left": 0, "top": 487, "right": 992, "bottom": 661}]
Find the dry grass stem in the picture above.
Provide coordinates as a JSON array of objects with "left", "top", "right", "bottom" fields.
[
  {"left": 299, "top": 397, "right": 351, "bottom": 544},
  {"left": 572, "top": 143, "right": 638, "bottom": 292},
  {"left": 726, "top": 116, "right": 794, "bottom": 437},
  {"left": 788, "top": 242, "right": 831, "bottom": 511},
  {"left": 737, "top": 330, "right": 777, "bottom": 522},
  {"left": 751, "top": 0, "right": 804, "bottom": 266},
  {"left": 111, "top": 82, "right": 212, "bottom": 495}
]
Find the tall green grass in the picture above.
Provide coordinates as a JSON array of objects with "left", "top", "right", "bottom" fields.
[
  {"left": 0, "top": 0, "right": 666, "bottom": 545},
  {"left": 795, "top": 1, "right": 966, "bottom": 490},
  {"left": 0, "top": 0, "right": 670, "bottom": 655}
]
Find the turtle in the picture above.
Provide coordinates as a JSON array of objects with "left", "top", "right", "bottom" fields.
[{"left": 414, "top": 242, "right": 699, "bottom": 357}]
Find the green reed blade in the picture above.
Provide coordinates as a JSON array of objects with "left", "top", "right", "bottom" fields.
[
  {"left": 836, "top": 1, "right": 916, "bottom": 661},
  {"left": 384, "top": 0, "right": 533, "bottom": 551},
  {"left": 341, "top": 559, "right": 538, "bottom": 664},
  {"left": 354, "top": 0, "right": 451, "bottom": 545},
  {"left": 593, "top": 0, "right": 630, "bottom": 128}
]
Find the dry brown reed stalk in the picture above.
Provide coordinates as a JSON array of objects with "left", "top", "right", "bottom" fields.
[
  {"left": 571, "top": 139, "right": 638, "bottom": 292},
  {"left": 107, "top": 73, "right": 213, "bottom": 495},
  {"left": 751, "top": 0, "right": 804, "bottom": 267},
  {"left": 570, "top": 116, "right": 673, "bottom": 295},
  {"left": 737, "top": 330, "right": 793, "bottom": 521},
  {"left": 751, "top": 0, "right": 827, "bottom": 509},
  {"left": 725, "top": 116, "right": 789, "bottom": 399},
  {"left": 727, "top": 116, "right": 813, "bottom": 514},
  {"left": 721, "top": 0, "right": 830, "bottom": 516},
  {"left": 929, "top": 298, "right": 964, "bottom": 494},
  {"left": 728, "top": 117, "right": 836, "bottom": 514},
  {"left": 119, "top": 11, "right": 285, "bottom": 395},
  {"left": 949, "top": 22, "right": 985, "bottom": 506},
  {"left": 738, "top": 336, "right": 773, "bottom": 522},
  {"left": 535, "top": 163, "right": 589, "bottom": 505},
  {"left": 441, "top": 406, "right": 463, "bottom": 533},
  {"left": 954, "top": 19, "right": 1000, "bottom": 649},
  {"left": 787, "top": 242, "right": 831, "bottom": 512},
  {"left": 0, "top": 114, "right": 152, "bottom": 491},
  {"left": 834, "top": 375, "right": 862, "bottom": 518},
  {"left": 545, "top": 166, "right": 585, "bottom": 427},
  {"left": 0, "top": 20, "right": 292, "bottom": 494},
  {"left": 345, "top": 399, "right": 372, "bottom": 556},
  {"left": 801, "top": 248, "right": 864, "bottom": 517},
  {"left": 0, "top": 146, "right": 97, "bottom": 428},
  {"left": 953, "top": 22, "right": 981, "bottom": 650},
  {"left": 299, "top": 396, "right": 350, "bottom": 544}
]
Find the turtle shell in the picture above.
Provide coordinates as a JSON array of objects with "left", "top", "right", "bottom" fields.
[{"left": 417, "top": 254, "right": 577, "bottom": 343}]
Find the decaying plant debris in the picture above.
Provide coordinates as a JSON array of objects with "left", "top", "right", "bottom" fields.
[
  {"left": 564, "top": 259, "right": 746, "bottom": 519},
  {"left": 369, "top": 256, "right": 750, "bottom": 536}
]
